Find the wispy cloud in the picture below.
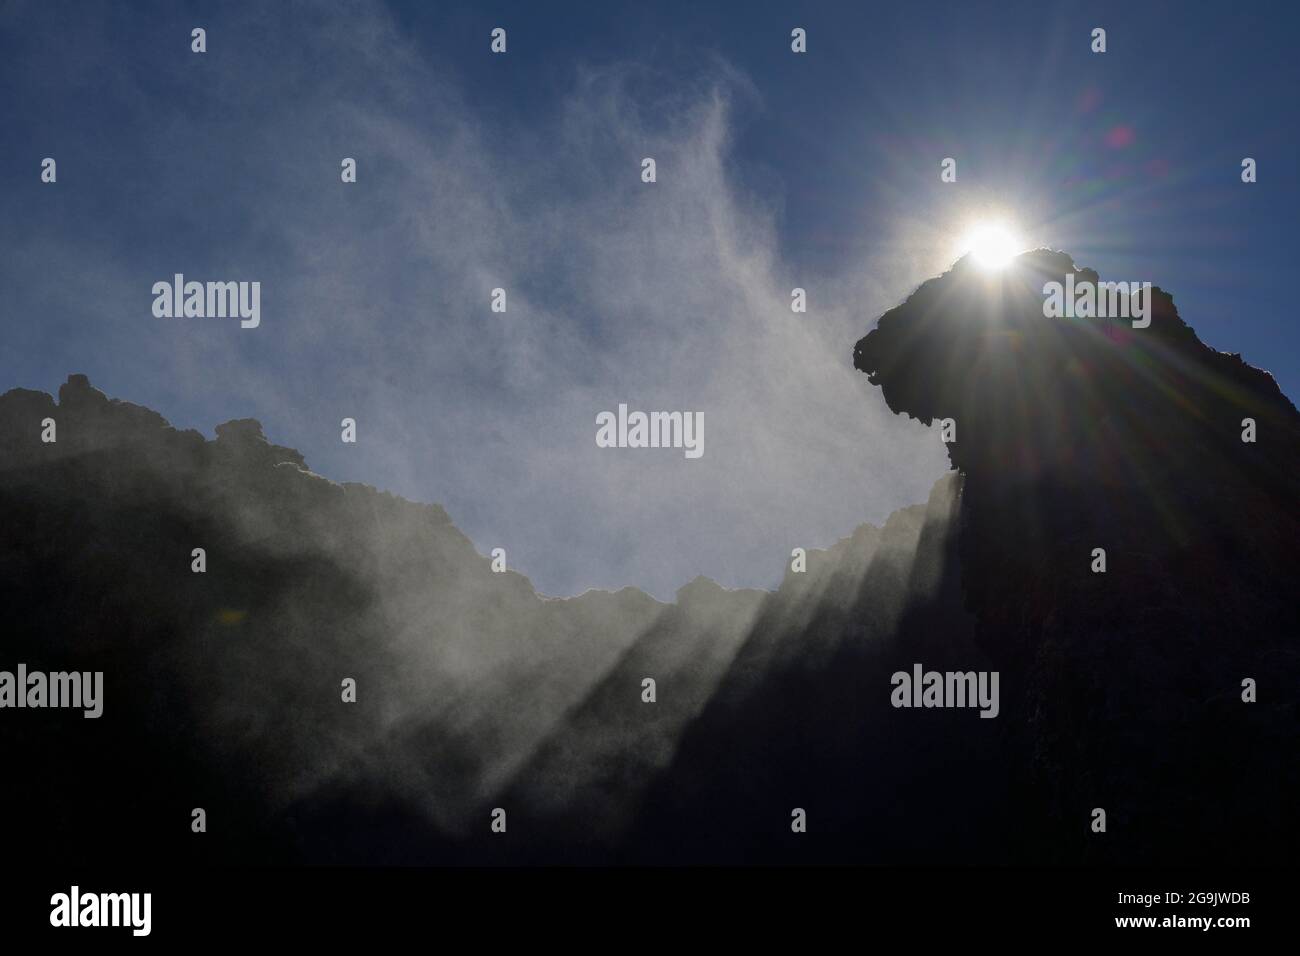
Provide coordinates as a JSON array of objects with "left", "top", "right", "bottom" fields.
[{"left": 2, "top": 0, "right": 950, "bottom": 598}]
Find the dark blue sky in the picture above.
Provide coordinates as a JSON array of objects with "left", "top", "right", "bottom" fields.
[{"left": 3, "top": 0, "right": 1296, "bottom": 597}]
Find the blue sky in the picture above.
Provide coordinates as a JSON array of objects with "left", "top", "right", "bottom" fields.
[{"left": 3, "top": 0, "right": 1296, "bottom": 598}]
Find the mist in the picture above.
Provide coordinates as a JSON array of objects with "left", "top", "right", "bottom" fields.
[{"left": 0, "top": 0, "right": 950, "bottom": 599}]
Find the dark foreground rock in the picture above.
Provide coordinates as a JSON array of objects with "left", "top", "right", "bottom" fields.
[{"left": 1, "top": 252, "right": 1293, "bottom": 864}]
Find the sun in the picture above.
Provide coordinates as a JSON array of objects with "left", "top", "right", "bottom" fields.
[{"left": 961, "top": 223, "right": 1020, "bottom": 270}]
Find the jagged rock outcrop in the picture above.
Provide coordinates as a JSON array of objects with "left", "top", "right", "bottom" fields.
[{"left": 854, "top": 249, "right": 1300, "bottom": 862}]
